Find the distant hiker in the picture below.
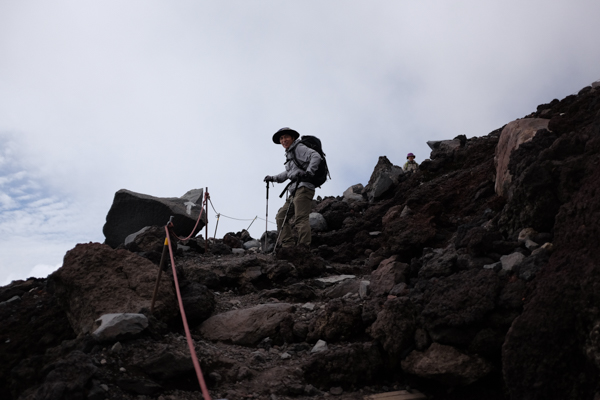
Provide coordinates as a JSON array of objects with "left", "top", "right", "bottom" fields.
[
  {"left": 403, "top": 152, "right": 418, "bottom": 173},
  {"left": 264, "top": 127, "right": 323, "bottom": 248}
]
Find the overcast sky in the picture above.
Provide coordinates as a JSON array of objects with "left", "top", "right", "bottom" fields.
[{"left": 1, "top": 0, "right": 599, "bottom": 285}]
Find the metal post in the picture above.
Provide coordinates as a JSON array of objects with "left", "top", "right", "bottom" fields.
[
  {"left": 213, "top": 214, "right": 220, "bottom": 240},
  {"left": 204, "top": 187, "right": 209, "bottom": 254}
]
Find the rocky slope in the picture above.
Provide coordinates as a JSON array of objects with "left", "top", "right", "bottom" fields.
[{"left": 2, "top": 82, "right": 600, "bottom": 400}]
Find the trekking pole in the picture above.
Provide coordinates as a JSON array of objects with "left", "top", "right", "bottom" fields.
[
  {"left": 264, "top": 181, "right": 270, "bottom": 252},
  {"left": 272, "top": 180, "right": 300, "bottom": 255}
]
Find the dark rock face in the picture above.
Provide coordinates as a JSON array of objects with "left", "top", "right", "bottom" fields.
[
  {"left": 368, "top": 297, "right": 416, "bottom": 365},
  {"left": 0, "top": 279, "right": 76, "bottom": 400},
  {"left": 422, "top": 269, "right": 501, "bottom": 346},
  {"left": 4, "top": 84, "right": 600, "bottom": 400},
  {"left": 502, "top": 87, "right": 600, "bottom": 399},
  {"left": 307, "top": 298, "right": 364, "bottom": 342},
  {"left": 103, "top": 189, "right": 207, "bottom": 248},
  {"left": 303, "top": 342, "right": 384, "bottom": 389},
  {"left": 49, "top": 242, "right": 178, "bottom": 335},
  {"left": 19, "top": 351, "right": 98, "bottom": 400}
]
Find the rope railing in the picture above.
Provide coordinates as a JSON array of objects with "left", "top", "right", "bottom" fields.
[
  {"left": 165, "top": 226, "right": 212, "bottom": 400},
  {"left": 207, "top": 197, "right": 275, "bottom": 238},
  {"left": 149, "top": 187, "right": 285, "bottom": 399}
]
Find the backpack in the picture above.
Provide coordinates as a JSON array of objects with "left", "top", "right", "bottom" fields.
[{"left": 291, "top": 135, "right": 331, "bottom": 188}]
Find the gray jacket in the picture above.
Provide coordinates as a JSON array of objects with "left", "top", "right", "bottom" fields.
[{"left": 273, "top": 141, "right": 322, "bottom": 195}]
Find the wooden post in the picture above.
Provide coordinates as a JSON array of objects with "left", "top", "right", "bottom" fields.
[{"left": 150, "top": 237, "right": 170, "bottom": 314}]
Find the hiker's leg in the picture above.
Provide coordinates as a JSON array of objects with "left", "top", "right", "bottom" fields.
[
  {"left": 293, "top": 187, "right": 315, "bottom": 246},
  {"left": 276, "top": 198, "right": 295, "bottom": 247}
]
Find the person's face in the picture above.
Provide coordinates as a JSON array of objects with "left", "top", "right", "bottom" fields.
[
  {"left": 280, "top": 134, "right": 294, "bottom": 149},
  {"left": 408, "top": 156, "right": 415, "bottom": 161}
]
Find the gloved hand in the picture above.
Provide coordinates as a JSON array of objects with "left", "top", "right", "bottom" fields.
[
  {"left": 290, "top": 171, "right": 306, "bottom": 182},
  {"left": 264, "top": 175, "right": 274, "bottom": 182}
]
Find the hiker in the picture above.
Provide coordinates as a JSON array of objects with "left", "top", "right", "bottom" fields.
[
  {"left": 403, "top": 152, "right": 418, "bottom": 173},
  {"left": 264, "top": 127, "right": 322, "bottom": 248}
]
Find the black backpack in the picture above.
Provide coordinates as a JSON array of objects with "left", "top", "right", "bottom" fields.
[{"left": 291, "top": 135, "right": 331, "bottom": 188}]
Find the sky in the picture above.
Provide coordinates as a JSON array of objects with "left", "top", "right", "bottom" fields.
[{"left": 1, "top": 0, "right": 599, "bottom": 286}]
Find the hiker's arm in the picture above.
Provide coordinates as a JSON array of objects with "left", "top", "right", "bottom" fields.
[
  {"left": 272, "top": 171, "right": 289, "bottom": 183},
  {"left": 304, "top": 147, "right": 322, "bottom": 176}
]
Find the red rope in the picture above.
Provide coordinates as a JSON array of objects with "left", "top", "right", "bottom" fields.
[{"left": 165, "top": 226, "right": 212, "bottom": 400}]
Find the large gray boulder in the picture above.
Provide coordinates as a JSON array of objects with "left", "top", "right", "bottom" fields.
[{"left": 103, "top": 188, "right": 207, "bottom": 248}]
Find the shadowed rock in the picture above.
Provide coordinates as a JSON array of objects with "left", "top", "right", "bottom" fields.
[
  {"left": 49, "top": 243, "right": 177, "bottom": 335},
  {"left": 402, "top": 343, "right": 492, "bottom": 386}
]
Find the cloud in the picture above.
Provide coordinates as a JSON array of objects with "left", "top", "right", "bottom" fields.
[{"left": 1, "top": 1, "right": 600, "bottom": 284}]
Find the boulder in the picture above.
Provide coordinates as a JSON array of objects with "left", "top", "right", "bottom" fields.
[
  {"left": 418, "top": 247, "right": 458, "bottom": 279},
  {"left": 401, "top": 343, "right": 492, "bottom": 386},
  {"left": 369, "top": 297, "right": 417, "bottom": 365},
  {"left": 49, "top": 243, "right": 177, "bottom": 335},
  {"left": 309, "top": 212, "right": 328, "bottom": 232},
  {"left": 422, "top": 269, "right": 500, "bottom": 346},
  {"left": 370, "top": 256, "right": 409, "bottom": 297},
  {"left": 92, "top": 313, "right": 148, "bottom": 342},
  {"left": 304, "top": 342, "right": 384, "bottom": 389},
  {"left": 197, "top": 303, "right": 295, "bottom": 345},
  {"left": 343, "top": 184, "right": 365, "bottom": 202},
  {"left": 223, "top": 233, "right": 243, "bottom": 249},
  {"left": 243, "top": 240, "right": 261, "bottom": 250},
  {"left": 178, "top": 280, "right": 215, "bottom": 326},
  {"left": 500, "top": 252, "right": 526, "bottom": 272},
  {"left": 494, "top": 118, "right": 550, "bottom": 198},
  {"left": 103, "top": 188, "right": 207, "bottom": 248},
  {"left": 22, "top": 351, "right": 98, "bottom": 399},
  {"left": 363, "top": 156, "right": 403, "bottom": 202},
  {"left": 307, "top": 298, "right": 364, "bottom": 342}
]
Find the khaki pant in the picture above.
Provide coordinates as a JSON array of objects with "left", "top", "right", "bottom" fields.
[{"left": 276, "top": 186, "right": 315, "bottom": 247}]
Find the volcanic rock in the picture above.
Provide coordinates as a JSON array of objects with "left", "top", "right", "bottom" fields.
[
  {"left": 103, "top": 188, "right": 207, "bottom": 248},
  {"left": 49, "top": 242, "right": 177, "bottom": 335},
  {"left": 363, "top": 156, "right": 404, "bottom": 202},
  {"left": 494, "top": 118, "right": 550, "bottom": 198},
  {"left": 198, "top": 303, "right": 295, "bottom": 345},
  {"left": 5, "top": 83, "right": 600, "bottom": 400},
  {"left": 401, "top": 343, "right": 493, "bottom": 386},
  {"left": 92, "top": 313, "right": 149, "bottom": 342}
]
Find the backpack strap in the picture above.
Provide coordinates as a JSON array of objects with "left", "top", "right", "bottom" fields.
[{"left": 290, "top": 144, "right": 308, "bottom": 172}]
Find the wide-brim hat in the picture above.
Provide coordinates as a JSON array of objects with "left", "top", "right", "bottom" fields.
[{"left": 272, "top": 127, "right": 300, "bottom": 144}]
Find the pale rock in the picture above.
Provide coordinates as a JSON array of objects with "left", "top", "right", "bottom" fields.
[
  {"left": 311, "top": 339, "right": 328, "bottom": 353},
  {"left": 500, "top": 252, "right": 526, "bottom": 271},
  {"left": 359, "top": 281, "right": 370, "bottom": 299},
  {"left": 309, "top": 212, "right": 328, "bottom": 232},
  {"left": 495, "top": 119, "right": 550, "bottom": 198},
  {"left": 518, "top": 227, "right": 538, "bottom": 243},
  {"left": 92, "top": 313, "right": 149, "bottom": 342},
  {"left": 316, "top": 275, "right": 355, "bottom": 285}
]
